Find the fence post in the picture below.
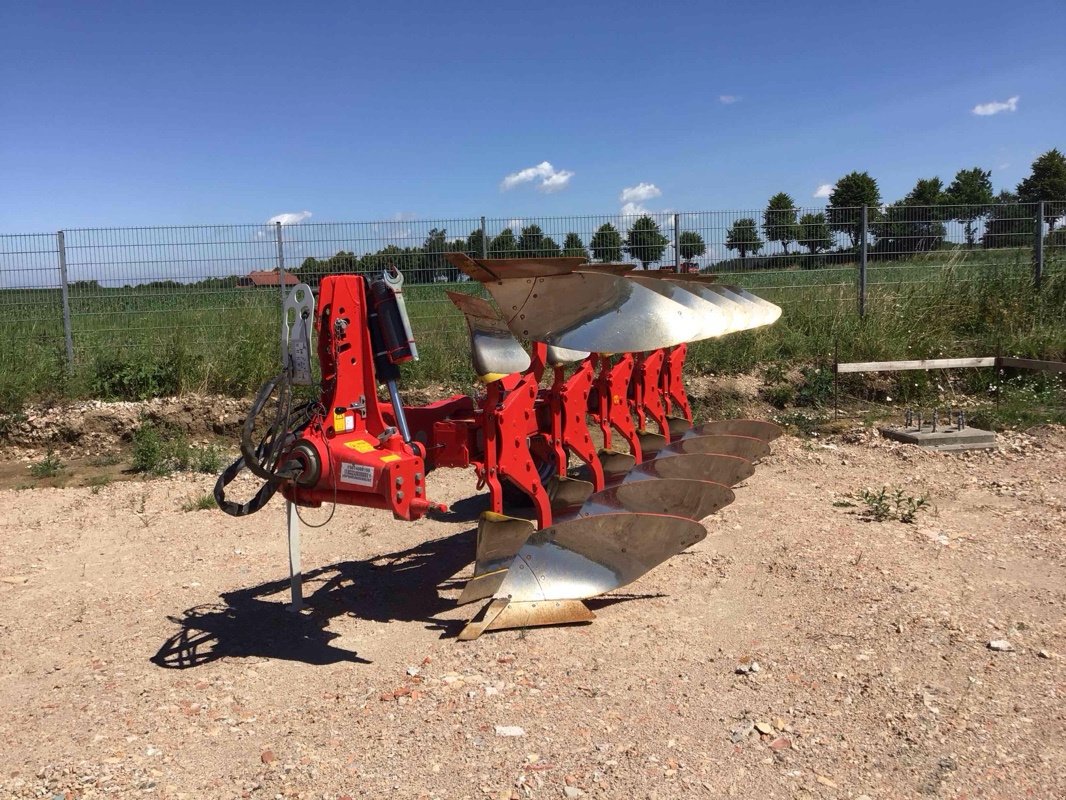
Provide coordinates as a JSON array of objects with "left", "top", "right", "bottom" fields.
[
  {"left": 275, "top": 221, "right": 286, "bottom": 367},
  {"left": 1034, "top": 201, "right": 1045, "bottom": 290},
  {"left": 673, "top": 213, "right": 681, "bottom": 270},
  {"left": 56, "top": 230, "right": 75, "bottom": 370},
  {"left": 858, "top": 205, "right": 868, "bottom": 318},
  {"left": 480, "top": 216, "right": 488, "bottom": 258}
]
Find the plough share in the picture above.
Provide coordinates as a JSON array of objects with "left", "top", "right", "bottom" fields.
[{"left": 215, "top": 255, "right": 782, "bottom": 639}]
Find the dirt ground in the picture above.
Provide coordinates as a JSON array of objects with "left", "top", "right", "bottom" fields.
[{"left": 1, "top": 419, "right": 1064, "bottom": 799}]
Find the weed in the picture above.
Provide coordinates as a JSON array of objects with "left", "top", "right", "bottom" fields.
[
  {"left": 30, "top": 449, "right": 62, "bottom": 479},
  {"left": 854, "top": 486, "right": 930, "bottom": 523},
  {"left": 181, "top": 493, "right": 216, "bottom": 512},
  {"left": 761, "top": 384, "right": 795, "bottom": 409},
  {"left": 761, "top": 363, "right": 788, "bottom": 385},
  {"left": 87, "top": 475, "right": 112, "bottom": 494},
  {"left": 796, "top": 365, "right": 834, "bottom": 408},
  {"left": 192, "top": 445, "right": 225, "bottom": 474},
  {"left": 131, "top": 423, "right": 167, "bottom": 474},
  {"left": 131, "top": 420, "right": 226, "bottom": 476},
  {"left": 88, "top": 452, "right": 122, "bottom": 467}
]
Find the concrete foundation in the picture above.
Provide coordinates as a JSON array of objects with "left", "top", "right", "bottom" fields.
[{"left": 879, "top": 424, "right": 996, "bottom": 452}]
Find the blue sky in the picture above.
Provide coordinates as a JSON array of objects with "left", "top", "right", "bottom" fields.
[{"left": 3, "top": 0, "right": 1064, "bottom": 233}]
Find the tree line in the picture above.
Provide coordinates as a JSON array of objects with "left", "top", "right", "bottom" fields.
[
  {"left": 723, "top": 148, "right": 1066, "bottom": 265},
  {"left": 295, "top": 217, "right": 705, "bottom": 285},
  {"left": 293, "top": 148, "right": 1065, "bottom": 284}
]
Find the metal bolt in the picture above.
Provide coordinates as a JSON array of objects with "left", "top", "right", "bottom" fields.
[
  {"left": 396, "top": 491, "right": 404, "bottom": 500},
  {"left": 395, "top": 476, "right": 404, "bottom": 486},
  {"left": 414, "top": 472, "right": 422, "bottom": 483}
]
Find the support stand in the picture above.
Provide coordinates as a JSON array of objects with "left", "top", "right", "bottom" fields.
[{"left": 285, "top": 500, "right": 305, "bottom": 612}]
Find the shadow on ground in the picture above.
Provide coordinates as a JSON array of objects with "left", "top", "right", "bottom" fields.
[
  {"left": 152, "top": 522, "right": 666, "bottom": 670},
  {"left": 152, "top": 527, "right": 479, "bottom": 669}
]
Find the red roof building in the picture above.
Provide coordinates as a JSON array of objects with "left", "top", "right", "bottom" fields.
[{"left": 240, "top": 269, "right": 300, "bottom": 288}]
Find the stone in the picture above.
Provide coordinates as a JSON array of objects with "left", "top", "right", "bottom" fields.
[
  {"left": 988, "top": 640, "right": 1015, "bottom": 652},
  {"left": 260, "top": 750, "right": 275, "bottom": 764},
  {"left": 563, "top": 787, "right": 584, "bottom": 799},
  {"left": 495, "top": 725, "right": 525, "bottom": 737},
  {"left": 729, "top": 721, "right": 755, "bottom": 743},
  {"left": 754, "top": 722, "right": 773, "bottom": 735}
]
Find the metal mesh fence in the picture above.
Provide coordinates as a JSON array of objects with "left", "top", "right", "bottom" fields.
[{"left": 0, "top": 201, "right": 1061, "bottom": 385}]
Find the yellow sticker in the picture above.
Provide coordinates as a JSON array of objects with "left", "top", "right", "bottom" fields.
[
  {"left": 344, "top": 439, "right": 375, "bottom": 453},
  {"left": 379, "top": 453, "right": 401, "bottom": 463},
  {"left": 332, "top": 411, "right": 345, "bottom": 431}
]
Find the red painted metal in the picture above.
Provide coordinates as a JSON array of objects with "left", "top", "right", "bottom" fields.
[
  {"left": 593, "top": 354, "right": 642, "bottom": 463},
  {"left": 550, "top": 357, "right": 605, "bottom": 490},
  {"left": 632, "top": 349, "right": 671, "bottom": 439},
  {"left": 279, "top": 275, "right": 440, "bottom": 521},
  {"left": 661, "top": 343, "right": 693, "bottom": 423}
]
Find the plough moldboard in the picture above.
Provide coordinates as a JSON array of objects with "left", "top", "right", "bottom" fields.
[{"left": 215, "top": 255, "right": 783, "bottom": 640}]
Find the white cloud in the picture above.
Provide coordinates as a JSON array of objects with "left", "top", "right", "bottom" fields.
[
  {"left": 620, "top": 182, "right": 662, "bottom": 203},
  {"left": 500, "top": 161, "right": 574, "bottom": 192},
  {"left": 719, "top": 95, "right": 740, "bottom": 104},
  {"left": 972, "top": 96, "right": 1019, "bottom": 116},
  {"left": 267, "top": 210, "right": 312, "bottom": 225},
  {"left": 621, "top": 201, "right": 650, "bottom": 217},
  {"left": 813, "top": 183, "right": 833, "bottom": 199}
]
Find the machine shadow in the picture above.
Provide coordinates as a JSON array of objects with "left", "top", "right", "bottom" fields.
[{"left": 151, "top": 527, "right": 477, "bottom": 670}]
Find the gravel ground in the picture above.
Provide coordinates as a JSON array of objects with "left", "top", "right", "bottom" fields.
[{"left": 1, "top": 425, "right": 1063, "bottom": 799}]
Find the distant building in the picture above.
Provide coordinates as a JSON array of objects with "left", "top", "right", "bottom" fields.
[{"left": 239, "top": 268, "right": 299, "bottom": 288}]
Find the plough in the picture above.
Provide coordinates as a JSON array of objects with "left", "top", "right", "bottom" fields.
[{"left": 215, "top": 255, "right": 782, "bottom": 639}]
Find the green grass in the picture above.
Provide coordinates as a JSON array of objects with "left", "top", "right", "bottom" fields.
[
  {"left": 131, "top": 420, "right": 227, "bottom": 476},
  {"left": 29, "top": 449, "right": 62, "bottom": 479},
  {"left": 0, "top": 247, "right": 1062, "bottom": 413},
  {"left": 181, "top": 493, "right": 217, "bottom": 513}
]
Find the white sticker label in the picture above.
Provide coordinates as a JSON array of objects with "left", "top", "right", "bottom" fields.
[{"left": 339, "top": 462, "right": 375, "bottom": 487}]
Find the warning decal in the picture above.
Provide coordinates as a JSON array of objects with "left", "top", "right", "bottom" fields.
[{"left": 339, "top": 462, "right": 375, "bottom": 487}]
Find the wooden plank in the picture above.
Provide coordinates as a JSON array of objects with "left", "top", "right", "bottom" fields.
[
  {"left": 835, "top": 357, "right": 996, "bottom": 374},
  {"left": 997, "top": 357, "right": 1066, "bottom": 374}
]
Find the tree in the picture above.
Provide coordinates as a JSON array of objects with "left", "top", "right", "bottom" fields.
[
  {"left": 517, "top": 224, "right": 546, "bottom": 256},
  {"left": 678, "top": 230, "right": 706, "bottom": 261},
  {"left": 725, "top": 218, "right": 763, "bottom": 258},
  {"left": 489, "top": 228, "right": 518, "bottom": 258},
  {"left": 624, "top": 215, "right": 669, "bottom": 269},
  {"left": 762, "top": 192, "right": 800, "bottom": 254},
  {"left": 465, "top": 227, "right": 487, "bottom": 258},
  {"left": 827, "top": 171, "right": 882, "bottom": 248},
  {"left": 873, "top": 177, "right": 947, "bottom": 257},
  {"left": 419, "top": 227, "right": 449, "bottom": 283},
  {"left": 944, "top": 167, "right": 994, "bottom": 246},
  {"left": 326, "top": 250, "right": 359, "bottom": 273},
  {"left": 1018, "top": 149, "right": 1066, "bottom": 229},
  {"left": 589, "top": 223, "right": 623, "bottom": 263},
  {"left": 297, "top": 256, "right": 326, "bottom": 286},
  {"left": 562, "top": 232, "right": 589, "bottom": 260},
  {"left": 797, "top": 213, "right": 833, "bottom": 255},
  {"left": 538, "top": 235, "right": 562, "bottom": 257},
  {"left": 982, "top": 191, "right": 1034, "bottom": 249}
]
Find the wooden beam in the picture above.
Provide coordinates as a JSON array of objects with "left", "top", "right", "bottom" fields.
[
  {"left": 997, "top": 357, "right": 1066, "bottom": 374},
  {"left": 835, "top": 357, "right": 996, "bottom": 374}
]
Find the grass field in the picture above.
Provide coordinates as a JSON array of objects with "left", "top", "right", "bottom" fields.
[{"left": 0, "top": 246, "right": 1063, "bottom": 414}]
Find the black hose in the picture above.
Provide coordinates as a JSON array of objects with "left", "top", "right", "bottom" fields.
[{"left": 214, "top": 371, "right": 315, "bottom": 517}]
